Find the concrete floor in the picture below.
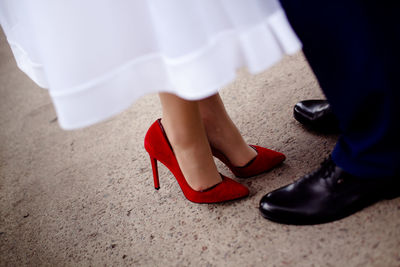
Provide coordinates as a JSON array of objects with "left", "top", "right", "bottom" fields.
[{"left": 1, "top": 29, "right": 399, "bottom": 267}]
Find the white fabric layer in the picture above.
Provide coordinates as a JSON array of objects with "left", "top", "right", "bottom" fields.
[{"left": 0, "top": 0, "right": 301, "bottom": 130}]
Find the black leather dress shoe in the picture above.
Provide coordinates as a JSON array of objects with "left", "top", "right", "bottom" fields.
[
  {"left": 259, "top": 157, "right": 399, "bottom": 225},
  {"left": 294, "top": 99, "right": 339, "bottom": 133}
]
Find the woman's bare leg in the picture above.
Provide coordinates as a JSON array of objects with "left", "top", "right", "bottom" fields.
[
  {"left": 159, "top": 93, "right": 222, "bottom": 191},
  {"left": 198, "top": 93, "right": 257, "bottom": 167}
]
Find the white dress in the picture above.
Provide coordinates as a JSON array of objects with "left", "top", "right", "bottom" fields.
[{"left": 0, "top": 0, "right": 301, "bottom": 130}]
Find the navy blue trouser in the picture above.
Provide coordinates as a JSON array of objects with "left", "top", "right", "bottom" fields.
[{"left": 279, "top": 0, "right": 400, "bottom": 178}]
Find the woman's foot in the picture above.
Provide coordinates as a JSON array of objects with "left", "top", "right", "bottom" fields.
[
  {"left": 198, "top": 93, "right": 285, "bottom": 178},
  {"left": 199, "top": 94, "right": 257, "bottom": 167},
  {"left": 144, "top": 119, "right": 249, "bottom": 203},
  {"left": 159, "top": 93, "right": 222, "bottom": 191},
  {"left": 212, "top": 144, "right": 285, "bottom": 178},
  {"left": 161, "top": 118, "right": 222, "bottom": 191}
]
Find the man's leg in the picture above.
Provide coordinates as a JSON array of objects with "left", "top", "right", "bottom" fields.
[{"left": 259, "top": 1, "right": 400, "bottom": 224}]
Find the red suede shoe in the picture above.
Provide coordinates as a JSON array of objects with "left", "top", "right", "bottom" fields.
[
  {"left": 211, "top": 145, "right": 285, "bottom": 178},
  {"left": 144, "top": 119, "right": 249, "bottom": 203}
]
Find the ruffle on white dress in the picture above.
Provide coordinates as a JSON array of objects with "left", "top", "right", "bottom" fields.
[{"left": 0, "top": 0, "right": 301, "bottom": 130}]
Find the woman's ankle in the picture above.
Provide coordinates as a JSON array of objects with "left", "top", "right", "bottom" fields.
[{"left": 202, "top": 118, "right": 257, "bottom": 167}]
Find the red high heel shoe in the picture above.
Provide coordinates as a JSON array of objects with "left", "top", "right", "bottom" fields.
[
  {"left": 144, "top": 119, "right": 249, "bottom": 203},
  {"left": 211, "top": 145, "right": 285, "bottom": 178}
]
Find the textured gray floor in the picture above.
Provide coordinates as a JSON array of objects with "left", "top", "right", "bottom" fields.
[{"left": 1, "top": 29, "right": 399, "bottom": 267}]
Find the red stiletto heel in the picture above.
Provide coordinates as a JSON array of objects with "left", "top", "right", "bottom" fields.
[
  {"left": 144, "top": 119, "right": 249, "bottom": 203},
  {"left": 211, "top": 145, "right": 286, "bottom": 178},
  {"left": 150, "top": 156, "right": 160, "bottom": 190}
]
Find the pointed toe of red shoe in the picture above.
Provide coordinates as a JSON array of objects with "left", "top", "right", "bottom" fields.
[
  {"left": 212, "top": 145, "right": 286, "bottom": 178},
  {"left": 192, "top": 175, "right": 249, "bottom": 203},
  {"left": 264, "top": 148, "right": 286, "bottom": 168},
  {"left": 233, "top": 145, "right": 285, "bottom": 178}
]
